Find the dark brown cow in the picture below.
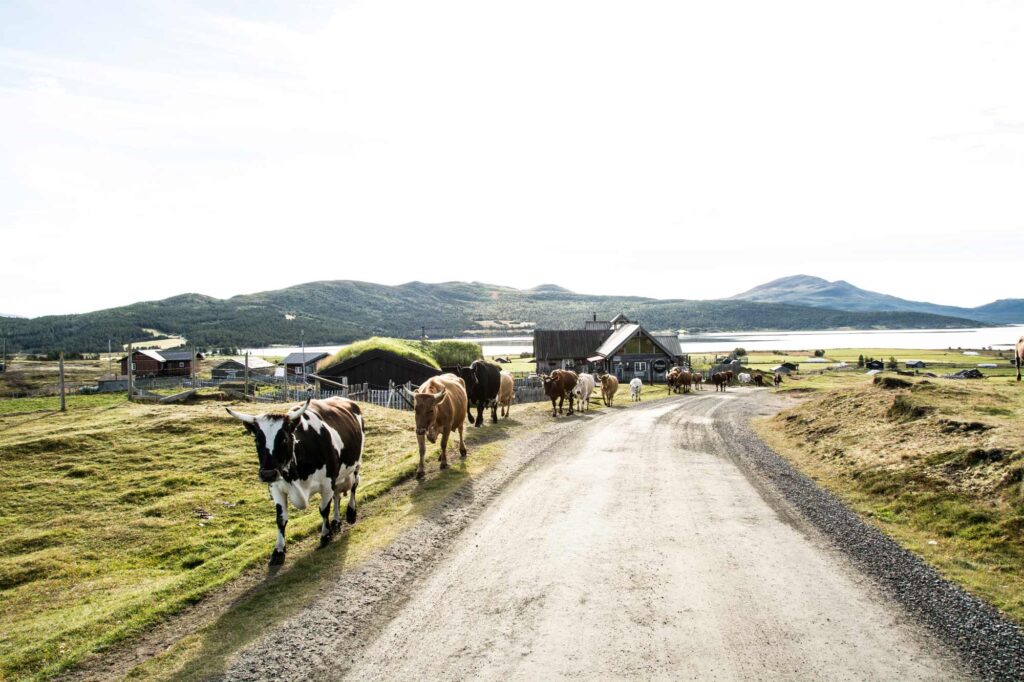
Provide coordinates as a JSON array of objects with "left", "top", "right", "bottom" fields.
[
  {"left": 600, "top": 374, "right": 619, "bottom": 406},
  {"left": 692, "top": 373, "right": 703, "bottom": 391},
  {"left": 412, "top": 373, "right": 469, "bottom": 479},
  {"left": 753, "top": 373, "right": 765, "bottom": 387},
  {"left": 1017, "top": 336, "right": 1023, "bottom": 382},
  {"left": 774, "top": 373, "right": 783, "bottom": 386},
  {"left": 543, "top": 369, "right": 578, "bottom": 416},
  {"left": 711, "top": 372, "right": 728, "bottom": 392},
  {"left": 724, "top": 370, "right": 735, "bottom": 385}
]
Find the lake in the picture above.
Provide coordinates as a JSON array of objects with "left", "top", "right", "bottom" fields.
[{"left": 243, "top": 327, "right": 1022, "bottom": 359}]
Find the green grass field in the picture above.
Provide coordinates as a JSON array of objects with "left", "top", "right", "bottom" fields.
[{"left": 0, "top": 381, "right": 656, "bottom": 680}]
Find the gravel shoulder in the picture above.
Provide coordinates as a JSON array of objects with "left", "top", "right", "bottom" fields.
[{"left": 220, "top": 388, "right": 1024, "bottom": 680}]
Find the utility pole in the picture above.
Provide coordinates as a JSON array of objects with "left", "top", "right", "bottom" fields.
[
  {"left": 244, "top": 351, "right": 250, "bottom": 397},
  {"left": 127, "top": 343, "right": 134, "bottom": 401},
  {"left": 191, "top": 345, "right": 196, "bottom": 386},
  {"left": 107, "top": 339, "right": 112, "bottom": 376},
  {"left": 59, "top": 351, "right": 66, "bottom": 412},
  {"left": 1, "top": 337, "right": 6, "bottom": 372}
]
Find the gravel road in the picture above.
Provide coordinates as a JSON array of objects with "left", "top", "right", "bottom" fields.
[{"left": 223, "top": 390, "right": 1023, "bottom": 681}]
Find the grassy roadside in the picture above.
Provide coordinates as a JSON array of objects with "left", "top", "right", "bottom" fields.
[
  {"left": 0, "top": 383, "right": 661, "bottom": 680},
  {"left": 755, "top": 373, "right": 1024, "bottom": 623}
]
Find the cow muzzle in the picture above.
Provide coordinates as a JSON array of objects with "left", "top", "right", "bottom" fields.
[{"left": 259, "top": 468, "right": 280, "bottom": 483}]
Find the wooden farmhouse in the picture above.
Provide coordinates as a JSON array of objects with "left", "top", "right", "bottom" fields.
[
  {"left": 119, "top": 349, "right": 203, "bottom": 378},
  {"left": 211, "top": 357, "right": 275, "bottom": 380},
  {"left": 534, "top": 314, "right": 686, "bottom": 383},
  {"left": 282, "top": 351, "right": 329, "bottom": 378},
  {"left": 316, "top": 348, "right": 441, "bottom": 389}
]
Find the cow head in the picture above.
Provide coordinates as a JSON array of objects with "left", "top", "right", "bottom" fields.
[
  {"left": 456, "top": 366, "right": 477, "bottom": 396},
  {"left": 413, "top": 387, "right": 447, "bottom": 442},
  {"left": 226, "top": 398, "right": 310, "bottom": 483}
]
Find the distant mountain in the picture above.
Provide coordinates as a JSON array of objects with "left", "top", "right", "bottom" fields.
[
  {"left": 0, "top": 279, "right": 989, "bottom": 354},
  {"left": 731, "top": 275, "right": 1024, "bottom": 324},
  {"left": 0, "top": 313, "right": 24, "bottom": 319}
]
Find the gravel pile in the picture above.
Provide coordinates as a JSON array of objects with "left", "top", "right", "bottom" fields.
[{"left": 720, "top": 400, "right": 1024, "bottom": 682}]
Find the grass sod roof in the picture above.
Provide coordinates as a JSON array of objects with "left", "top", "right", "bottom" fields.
[{"left": 318, "top": 337, "right": 484, "bottom": 372}]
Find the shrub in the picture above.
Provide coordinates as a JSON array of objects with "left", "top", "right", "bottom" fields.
[{"left": 733, "top": 347, "right": 747, "bottom": 357}]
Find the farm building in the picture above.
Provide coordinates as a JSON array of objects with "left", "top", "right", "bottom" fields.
[
  {"left": 904, "top": 360, "right": 927, "bottom": 369},
  {"left": 119, "top": 349, "right": 204, "bottom": 378},
  {"left": 865, "top": 360, "right": 884, "bottom": 370},
  {"left": 283, "top": 351, "right": 329, "bottom": 377},
  {"left": 534, "top": 315, "right": 685, "bottom": 383},
  {"left": 317, "top": 348, "right": 441, "bottom": 388},
  {"left": 211, "top": 357, "right": 275, "bottom": 380}
]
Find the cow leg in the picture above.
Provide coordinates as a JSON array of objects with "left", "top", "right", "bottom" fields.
[
  {"left": 1017, "top": 354, "right": 1021, "bottom": 381},
  {"left": 331, "top": 491, "right": 342, "bottom": 532},
  {"left": 551, "top": 396, "right": 558, "bottom": 417},
  {"left": 474, "top": 401, "right": 484, "bottom": 428},
  {"left": 491, "top": 399, "right": 498, "bottom": 423},
  {"left": 416, "top": 435, "right": 427, "bottom": 479},
  {"left": 319, "top": 484, "right": 334, "bottom": 547},
  {"left": 271, "top": 492, "right": 288, "bottom": 564},
  {"left": 458, "top": 422, "right": 467, "bottom": 457},
  {"left": 439, "top": 429, "right": 450, "bottom": 470},
  {"left": 346, "top": 471, "right": 359, "bottom": 524},
  {"left": 567, "top": 392, "right": 574, "bottom": 415}
]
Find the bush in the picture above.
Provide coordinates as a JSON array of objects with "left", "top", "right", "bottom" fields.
[
  {"left": 733, "top": 347, "right": 747, "bottom": 357},
  {"left": 813, "top": 349, "right": 826, "bottom": 358}
]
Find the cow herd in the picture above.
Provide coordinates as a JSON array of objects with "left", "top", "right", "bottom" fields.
[{"left": 225, "top": 358, "right": 776, "bottom": 563}]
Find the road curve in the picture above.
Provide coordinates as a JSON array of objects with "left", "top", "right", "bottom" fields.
[{"left": 343, "top": 392, "right": 966, "bottom": 680}]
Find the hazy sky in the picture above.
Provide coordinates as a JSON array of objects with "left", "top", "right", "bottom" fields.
[{"left": 2, "top": 0, "right": 1022, "bottom": 317}]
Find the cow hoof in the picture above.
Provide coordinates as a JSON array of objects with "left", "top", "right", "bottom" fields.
[
  {"left": 330, "top": 519, "right": 342, "bottom": 533},
  {"left": 440, "top": 460, "right": 449, "bottom": 470},
  {"left": 319, "top": 533, "right": 333, "bottom": 548},
  {"left": 460, "top": 450, "right": 467, "bottom": 459},
  {"left": 346, "top": 507, "right": 357, "bottom": 524},
  {"left": 269, "top": 550, "right": 286, "bottom": 565},
  {"left": 416, "top": 469, "right": 425, "bottom": 480}
]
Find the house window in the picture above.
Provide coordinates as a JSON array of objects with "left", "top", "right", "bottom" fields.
[
  {"left": 178, "top": 362, "right": 185, "bottom": 368},
  {"left": 296, "top": 366, "right": 303, "bottom": 374},
  {"left": 564, "top": 359, "right": 575, "bottom": 368},
  {"left": 633, "top": 362, "right": 647, "bottom": 374},
  {"left": 131, "top": 362, "right": 136, "bottom": 371}
]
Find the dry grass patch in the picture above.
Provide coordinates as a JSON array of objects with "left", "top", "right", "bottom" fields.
[{"left": 757, "top": 373, "right": 1024, "bottom": 622}]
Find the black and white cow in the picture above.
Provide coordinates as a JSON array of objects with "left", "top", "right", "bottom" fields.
[{"left": 226, "top": 396, "right": 364, "bottom": 564}]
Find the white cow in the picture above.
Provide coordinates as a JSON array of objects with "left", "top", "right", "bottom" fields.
[
  {"left": 629, "top": 377, "right": 643, "bottom": 402},
  {"left": 573, "top": 373, "right": 596, "bottom": 412},
  {"left": 738, "top": 372, "right": 752, "bottom": 384}
]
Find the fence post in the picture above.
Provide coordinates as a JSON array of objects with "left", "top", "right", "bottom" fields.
[
  {"left": 59, "top": 351, "right": 66, "bottom": 412},
  {"left": 127, "top": 343, "right": 133, "bottom": 402},
  {"left": 244, "top": 352, "right": 250, "bottom": 397}
]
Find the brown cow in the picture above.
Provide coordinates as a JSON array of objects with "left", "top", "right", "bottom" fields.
[
  {"left": 666, "top": 367, "right": 682, "bottom": 394},
  {"left": 692, "top": 373, "right": 703, "bottom": 391},
  {"left": 752, "top": 373, "right": 765, "bottom": 387},
  {"left": 412, "top": 373, "right": 468, "bottom": 479},
  {"left": 498, "top": 371, "right": 515, "bottom": 418},
  {"left": 711, "top": 372, "right": 728, "bottom": 392},
  {"left": 600, "top": 373, "right": 619, "bottom": 406},
  {"left": 543, "top": 369, "right": 578, "bottom": 416},
  {"left": 724, "top": 370, "right": 735, "bottom": 385},
  {"left": 1017, "top": 336, "right": 1023, "bottom": 382},
  {"left": 774, "top": 373, "right": 783, "bottom": 386}
]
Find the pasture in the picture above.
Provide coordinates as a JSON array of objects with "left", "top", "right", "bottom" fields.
[
  {"left": 758, "top": 372, "right": 1024, "bottom": 623},
  {"left": 0, "top": 380, "right": 652, "bottom": 680}
]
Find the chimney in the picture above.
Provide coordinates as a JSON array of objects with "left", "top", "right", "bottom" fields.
[{"left": 592, "top": 313, "right": 597, "bottom": 322}]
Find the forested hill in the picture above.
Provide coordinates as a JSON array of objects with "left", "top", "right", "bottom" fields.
[{"left": 0, "top": 280, "right": 990, "bottom": 354}]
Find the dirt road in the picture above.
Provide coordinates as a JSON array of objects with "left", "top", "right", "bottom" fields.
[{"left": 341, "top": 392, "right": 966, "bottom": 680}]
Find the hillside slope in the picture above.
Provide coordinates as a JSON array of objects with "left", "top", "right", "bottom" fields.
[
  {"left": 0, "top": 279, "right": 990, "bottom": 353},
  {"left": 731, "top": 275, "right": 1024, "bottom": 323}
]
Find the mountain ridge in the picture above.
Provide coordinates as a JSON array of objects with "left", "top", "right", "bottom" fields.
[
  {"left": 0, "top": 278, "right": 995, "bottom": 354},
  {"left": 731, "top": 275, "right": 1024, "bottom": 324}
]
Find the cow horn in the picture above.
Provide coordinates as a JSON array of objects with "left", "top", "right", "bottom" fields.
[
  {"left": 404, "top": 386, "right": 417, "bottom": 400},
  {"left": 287, "top": 397, "right": 311, "bottom": 422},
  {"left": 225, "top": 407, "right": 256, "bottom": 424},
  {"left": 432, "top": 387, "right": 447, "bottom": 404}
]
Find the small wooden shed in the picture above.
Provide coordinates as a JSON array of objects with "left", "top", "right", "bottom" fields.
[{"left": 316, "top": 348, "right": 441, "bottom": 389}]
